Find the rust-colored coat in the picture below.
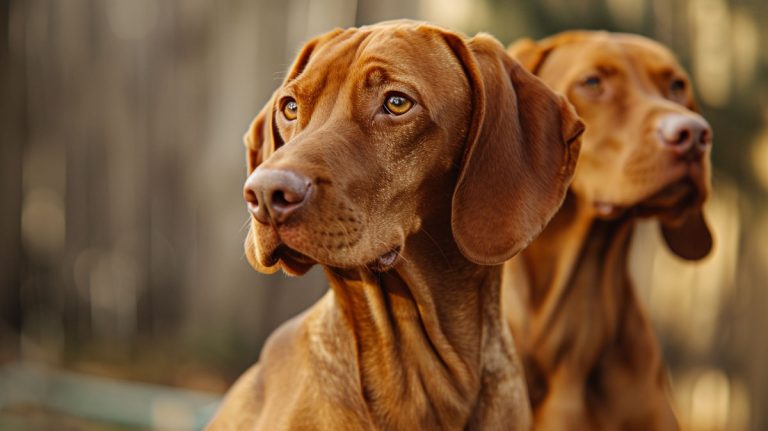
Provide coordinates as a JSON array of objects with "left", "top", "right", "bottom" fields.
[
  {"left": 503, "top": 31, "right": 714, "bottom": 431},
  {"left": 207, "top": 21, "right": 583, "bottom": 430}
]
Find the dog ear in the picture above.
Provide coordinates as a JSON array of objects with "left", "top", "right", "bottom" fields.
[
  {"left": 660, "top": 209, "right": 713, "bottom": 260},
  {"left": 244, "top": 96, "right": 280, "bottom": 175},
  {"left": 507, "top": 38, "right": 553, "bottom": 73},
  {"left": 243, "top": 98, "right": 282, "bottom": 275},
  {"left": 508, "top": 31, "right": 591, "bottom": 74},
  {"left": 445, "top": 33, "right": 584, "bottom": 265}
]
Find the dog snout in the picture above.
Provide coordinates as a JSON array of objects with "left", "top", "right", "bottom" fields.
[
  {"left": 657, "top": 114, "right": 712, "bottom": 158},
  {"left": 244, "top": 169, "right": 312, "bottom": 224}
]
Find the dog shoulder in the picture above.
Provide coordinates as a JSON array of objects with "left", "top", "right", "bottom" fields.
[{"left": 206, "top": 309, "right": 314, "bottom": 430}]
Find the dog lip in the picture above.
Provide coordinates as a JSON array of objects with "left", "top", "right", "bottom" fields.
[
  {"left": 635, "top": 178, "right": 700, "bottom": 216},
  {"left": 254, "top": 223, "right": 313, "bottom": 269},
  {"left": 593, "top": 169, "right": 703, "bottom": 219},
  {"left": 271, "top": 243, "right": 314, "bottom": 265},
  {"left": 268, "top": 243, "right": 317, "bottom": 274}
]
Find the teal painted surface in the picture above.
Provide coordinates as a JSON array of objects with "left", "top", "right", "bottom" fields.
[{"left": 0, "top": 363, "right": 221, "bottom": 431}]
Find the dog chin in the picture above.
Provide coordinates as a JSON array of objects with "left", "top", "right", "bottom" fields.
[
  {"left": 248, "top": 225, "right": 315, "bottom": 276},
  {"left": 252, "top": 221, "right": 406, "bottom": 275},
  {"left": 271, "top": 245, "right": 317, "bottom": 276},
  {"left": 274, "top": 244, "right": 403, "bottom": 275},
  {"left": 636, "top": 178, "right": 703, "bottom": 221},
  {"left": 592, "top": 174, "right": 705, "bottom": 221}
]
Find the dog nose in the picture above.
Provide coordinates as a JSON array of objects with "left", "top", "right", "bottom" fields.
[
  {"left": 658, "top": 114, "right": 712, "bottom": 157},
  {"left": 244, "top": 169, "right": 312, "bottom": 224}
]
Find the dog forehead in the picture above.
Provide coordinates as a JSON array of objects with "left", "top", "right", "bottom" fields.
[
  {"left": 617, "top": 38, "right": 685, "bottom": 77},
  {"left": 296, "top": 30, "right": 366, "bottom": 78},
  {"left": 300, "top": 24, "right": 454, "bottom": 73},
  {"left": 576, "top": 34, "right": 682, "bottom": 74},
  {"left": 358, "top": 26, "right": 459, "bottom": 79},
  {"left": 542, "top": 35, "right": 683, "bottom": 88},
  {"left": 536, "top": 39, "right": 626, "bottom": 89},
  {"left": 289, "top": 24, "right": 465, "bottom": 107}
]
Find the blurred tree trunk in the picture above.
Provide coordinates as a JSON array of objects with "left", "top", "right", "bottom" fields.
[{"left": 0, "top": 0, "right": 24, "bottom": 360}]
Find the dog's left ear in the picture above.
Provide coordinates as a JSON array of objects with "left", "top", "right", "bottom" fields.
[{"left": 445, "top": 33, "right": 584, "bottom": 265}]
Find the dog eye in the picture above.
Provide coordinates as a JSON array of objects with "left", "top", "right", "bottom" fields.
[
  {"left": 282, "top": 98, "right": 298, "bottom": 121},
  {"left": 669, "top": 78, "right": 686, "bottom": 93},
  {"left": 582, "top": 75, "right": 602, "bottom": 88},
  {"left": 383, "top": 94, "right": 413, "bottom": 115}
]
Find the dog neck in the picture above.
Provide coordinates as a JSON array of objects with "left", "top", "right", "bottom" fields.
[
  {"left": 504, "top": 192, "right": 674, "bottom": 425},
  {"left": 511, "top": 193, "right": 636, "bottom": 317},
  {"left": 323, "top": 227, "right": 530, "bottom": 429}
]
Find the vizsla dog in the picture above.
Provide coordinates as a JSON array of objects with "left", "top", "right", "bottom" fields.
[
  {"left": 206, "top": 21, "right": 583, "bottom": 430},
  {"left": 502, "top": 31, "right": 713, "bottom": 430}
]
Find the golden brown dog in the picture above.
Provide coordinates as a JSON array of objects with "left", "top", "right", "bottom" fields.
[
  {"left": 502, "top": 31, "right": 713, "bottom": 430},
  {"left": 206, "top": 21, "right": 584, "bottom": 430}
]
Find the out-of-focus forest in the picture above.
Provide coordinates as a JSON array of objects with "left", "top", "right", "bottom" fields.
[{"left": 0, "top": 0, "right": 766, "bottom": 430}]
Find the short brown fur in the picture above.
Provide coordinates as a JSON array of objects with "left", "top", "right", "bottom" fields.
[
  {"left": 207, "top": 21, "right": 583, "bottom": 430},
  {"left": 504, "top": 31, "right": 713, "bottom": 431}
]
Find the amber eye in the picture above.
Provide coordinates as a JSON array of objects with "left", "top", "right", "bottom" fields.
[
  {"left": 670, "top": 78, "right": 686, "bottom": 93},
  {"left": 383, "top": 94, "right": 413, "bottom": 115},
  {"left": 282, "top": 98, "right": 298, "bottom": 121}
]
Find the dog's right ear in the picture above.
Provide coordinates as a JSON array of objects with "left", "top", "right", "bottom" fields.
[
  {"left": 244, "top": 96, "right": 280, "bottom": 175},
  {"left": 508, "top": 31, "right": 590, "bottom": 74},
  {"left": 243, "top": 99, "right": 282, "bottom": 275}
]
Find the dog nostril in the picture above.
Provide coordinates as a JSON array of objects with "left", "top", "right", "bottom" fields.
[
  {"left": 272, "top": 190, "right": 287, "bottom": 206},
  {"left": 676, "top": 130, "right": 690, "bottom": 145},
  {"left": 248, "top": 169, "right": 311, "bottom": 224},
  {"left": 245, "top": 189, "right": 259, "bottom": 206},
  {"left": 659, "top": 115, "right": 712, "bottom": 156},
  {"left": 244, "top": 184, "right": 271, "bottom": 224},
  {"left": 271, "top": 189, "right": 304, "bottom": 207}
]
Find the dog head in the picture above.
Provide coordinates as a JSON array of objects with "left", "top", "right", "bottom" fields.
[
  {"left": 510, "top": 31, "right": 713, "bottom": 260},
  {"left": 243, "top": 21, "right": 583, "bottom": 275}
]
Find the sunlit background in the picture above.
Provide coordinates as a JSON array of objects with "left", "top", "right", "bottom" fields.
[{"left": 0, "top": 0, "right": 766, "bottom": 430}]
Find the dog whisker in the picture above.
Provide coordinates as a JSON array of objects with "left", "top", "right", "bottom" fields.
[
  {"left": 239, "top": 217, "right": 251, "bottom": 234},
  {"left": 418, "top": 227, "right": 449, "bottom": 264}
]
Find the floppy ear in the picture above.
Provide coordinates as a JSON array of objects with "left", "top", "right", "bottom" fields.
[
  {"left": 445, "top": 33, "right": 584, "bottom": 265},
  {"left": 244, "top": 96, "right": 280, "bottom": 175},
  {"left": 243, "top": 98, "right": 282, "bottom": 274},
  {"left": 660, "top": 209, "right": 713, "bottom": 260},
  {"left": 507, "top": 38, "right": 553, "bottom": 73},
  {"left": 508, "top": 31, "right": 591, "bottom": 73}
]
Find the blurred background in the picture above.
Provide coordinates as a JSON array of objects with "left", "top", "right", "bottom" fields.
[{"left": 0, "top": 0, "right": 766, "bottom": 429}]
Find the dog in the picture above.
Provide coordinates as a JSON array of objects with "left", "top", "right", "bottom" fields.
[
  {"left": 502, "top": 31, "right": 713, "bottom": 430},
  {"left": 206, "top": 20, "right": 583, "bottom": 430}
]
